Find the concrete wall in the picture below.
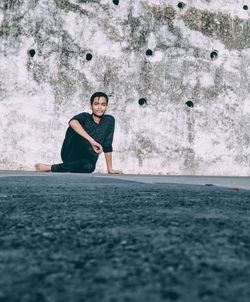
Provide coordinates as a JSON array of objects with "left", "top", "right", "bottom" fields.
[{"left": 0, "top": 0, "right": 250, "bottom": 175}]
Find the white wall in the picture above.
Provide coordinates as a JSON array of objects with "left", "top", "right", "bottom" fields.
[{"left": 0, "top": 0, "right": 250, "bottom": 175}]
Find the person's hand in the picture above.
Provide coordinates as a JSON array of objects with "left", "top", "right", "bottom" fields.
[
  {"left": 108, "top": 169, "right": 123, "bottom": 174},
  {"left": 90, "top": 140, "right": 103, "bottom": 154}
]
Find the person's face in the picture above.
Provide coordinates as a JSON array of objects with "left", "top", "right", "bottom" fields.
[{"left": 91, "top": 96, "right": 108, "bottom": 117}]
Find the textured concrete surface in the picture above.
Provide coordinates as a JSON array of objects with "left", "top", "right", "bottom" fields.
[
  {"left": 1, "top": 170, "right": 250, "bottom": 190},
  {"left": 0, "top": 172, "right": 250, "bottom": 302},
  {"left": 0, "top": 0, "right": 250, "bottom": 175}
]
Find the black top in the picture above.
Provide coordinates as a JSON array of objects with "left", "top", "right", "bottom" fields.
[{"left": 61, "top": 112, "right": 115, "bottom": 163}]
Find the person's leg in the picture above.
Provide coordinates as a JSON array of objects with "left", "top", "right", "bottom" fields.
[
  {"left": 35, "top": 135, "right": 97, "bottom": 173},
  {"left": 34, "top": 163, "right": 51, "bottom": 172},
  {"left": 35, "top": 159, "right": 95, "bottom": 173},
  {"left": 61, "top": 135, "right": 97, "bottom": 163},
  {"left": 51, "top": 158, "right": 96, "bottom": 173}
]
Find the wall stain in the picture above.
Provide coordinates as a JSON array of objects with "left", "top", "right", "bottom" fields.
[
  {"left": 144, "top": 3, "right": 176, "bottom": 26},
  {"left": 134, "top": 134, "right": 155, "bottom": 167},
  {"left": 183, "top": 7, "right": 250, "bottom": 50},
  {"left": 1, "top": 0, "right": 23, "bottom": 10},
  {"left": 183, "top": 105, "right": 199, "bottom": 171},
  {"left": 123, "top": 5, "right": 151, "bottom": 51},
  {"left": 54, "top": 0, "right": 92, "bottom": 16},
  {"left": 78, "top": 0, "right": 100, "bottom": 3}
]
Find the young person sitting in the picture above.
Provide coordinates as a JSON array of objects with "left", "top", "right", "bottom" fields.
[{"left": 35, "top": 92, "right": 122, "bottom": 174}]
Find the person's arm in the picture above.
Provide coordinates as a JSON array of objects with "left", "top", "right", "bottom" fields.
[
  {"left": 103, "top": 117, "right": 123, "bottom": 174},
  {"left": 104, "top": 152, "right": 123, "bottom": 174},
  {"left": 69, "top": 119, "right": 103, "bottom": 154}
]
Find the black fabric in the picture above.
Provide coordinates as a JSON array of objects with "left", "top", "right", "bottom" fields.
[
  {"left": 51, "top": 112, "right": 115, "bottom": 173},
  {"left": 67, "top": 112, "right": 115, "bottom": 154},
  {"left": 51, "top": 158, "right": 95, "bottom": 173}
]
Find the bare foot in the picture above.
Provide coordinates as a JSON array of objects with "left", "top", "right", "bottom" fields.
[{"left": 34, "top": 163, "right": 52, "bottom": 172}]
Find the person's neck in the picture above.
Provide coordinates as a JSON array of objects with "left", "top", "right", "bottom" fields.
[{"left": 92, "top": 113, "right": 102, "bottom": 124}]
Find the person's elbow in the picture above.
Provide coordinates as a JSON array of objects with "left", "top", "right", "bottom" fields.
[{"left": 103, "top": 146, "right": 113, "bottom": 153}]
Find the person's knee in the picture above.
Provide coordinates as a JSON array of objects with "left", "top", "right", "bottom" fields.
[{"left": 83, "top": 163, "right": 95, "bottom": 173}]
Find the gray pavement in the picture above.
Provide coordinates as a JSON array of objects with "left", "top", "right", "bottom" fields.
[
  {"left": 0, "top": 170, "right": 249, "bottom": 190},
  {"left": 0, "top": 171, "right": 250, "bottom": 302}
]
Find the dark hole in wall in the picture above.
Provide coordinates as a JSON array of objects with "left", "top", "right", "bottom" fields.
[
  {"left": 113, "top": 0, "right": 119, "bottom": 5},
  {"left": 186, "top": 101, "right": 194, "bottom": 108},
  {"left": 210, "top": 50, "right": 218, "bottom": 60},
  {"left": 138, "top": 98, "right": 147, "bottom": 106},
  {"left": 146, "top": 49, "right": 153, "bottom": 56},
  {"left": 177, "top": 2, "right": 186, "bottom": 9},
  {"left": 29, "top": 49, "right": 36, "bottom": 57},
  {"left": 243, "top": 5, "right": 249, "bottom": 10},
  {"left": 86, "top": 53, "right": 93, "bottom": 61}
]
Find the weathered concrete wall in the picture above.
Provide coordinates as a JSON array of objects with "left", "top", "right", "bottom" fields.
[{"left": 0, "top": 0, "right": 250, "bottom": 175}]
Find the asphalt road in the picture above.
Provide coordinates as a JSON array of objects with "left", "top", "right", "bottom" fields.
[{"left": 0, "top": 172, "right": 250, "bottom": 302}]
